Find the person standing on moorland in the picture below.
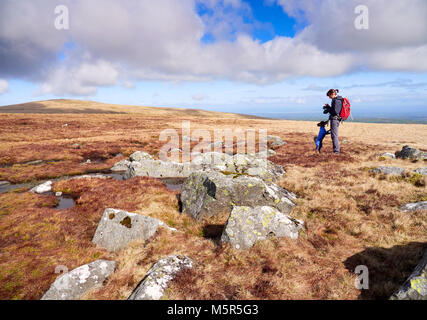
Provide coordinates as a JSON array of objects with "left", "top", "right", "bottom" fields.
[{"left": 324, "top": 89, "right": 343, "bottom": 154}]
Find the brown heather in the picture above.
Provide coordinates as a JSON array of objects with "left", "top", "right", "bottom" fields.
[{"left": 0, "top": 100, "right": 426, "bottom": 300}]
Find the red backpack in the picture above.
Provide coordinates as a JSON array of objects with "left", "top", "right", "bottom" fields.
[{"left": 340, "top": 97, "right": 351, "bottom": 121}]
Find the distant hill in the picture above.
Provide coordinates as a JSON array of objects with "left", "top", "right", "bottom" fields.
[{"left": 0, "top": 99, "right": 264, "bottom": 119}]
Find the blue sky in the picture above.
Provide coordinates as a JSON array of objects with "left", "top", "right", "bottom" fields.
[{"left": 0, "top": 0, "right": 426, "bottom": 120}]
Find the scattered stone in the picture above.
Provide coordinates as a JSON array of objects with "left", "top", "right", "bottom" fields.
[
  {"left": 0, "top": 181, "right": 10, "bottom": 187},
  {"left": 129, "top": 151, "right": 154, "bottom": 162},
  {"left": 371, "top": 166, "right": 406, "bottom": 176},
  {"left": 71, "top": 143, "right": 80, "bottom": 149},
  {"left": 395, "top": 146, "right": 427, "bottom": 161},
  {"left": 399, "top": 201, "right": 427, "bottom": 212},
  {"left": 342, "top": 140, "right": 350, "bottom": 144},
  {"left": 221, "top": 206, "right": 304, "bottom": 250},
  {"left": 414, "top": 167, "right": 427, "bottom": 175},
  {"left": 111, "top": 159, "right": 131, "bottom": 172},
  {"left": 86, "top": 159, "right": 91, "bottom": 164},
  {"left": 181, "top": 171, "right": 296, "bottom": 221},
  {"left": 265, "top": 135, "right": 286, "bottom": 148},
  {"left": 41, "top": 260, "right": 116, "bottom": 300},
  {"left": 30, "top": 181, "right": 53, "bottom": 194},
  {"left": 128, "top": 255, "right": 193, "bottom": 300},
  {"left": 380, "top": 153, "right": 396, "bottom": 159},
  {"left": 92, "top": 208, "right": 164, "bottom": 252},
  {"left": 25, "top": 160, "right": 44, "bottom": 165},
  {"left": 62, "top": 123, "right": 69, "bottom": 128},
  {"left": 55, "top": 192, "right": 63, "bottom": 197},
  {"left": 391, "top": 249, "right": 427, "bottom": 300}
]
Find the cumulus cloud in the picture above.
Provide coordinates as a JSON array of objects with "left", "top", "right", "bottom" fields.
[
  {"left": 0, "top": 0, "right": 426, "bottom": 96},
  {"left": 0, "top": 79, "right": 8, "bottom": 94}
]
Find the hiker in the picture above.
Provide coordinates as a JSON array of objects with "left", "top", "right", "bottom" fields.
[{"left": 323, "top": 89, "right": 343, "bottom": 154}]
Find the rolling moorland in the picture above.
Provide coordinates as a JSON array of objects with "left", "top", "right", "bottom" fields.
[{"left": 0, "top": 99, "right": 426, "bottom": 300}]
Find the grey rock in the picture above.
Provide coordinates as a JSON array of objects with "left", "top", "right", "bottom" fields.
[
  {"left": 399, "top": 201, "right": 427, "bottom": 212},
  {"left": 128, "top": 255, "right": 193, "bottom": 300},
  {"left": 71, "top": 143, "right": 81, "bottom": 149},
  {"left": 124, "top": 151, "right": 284, "bottom": 181},
  {"left": 380, "top": 153, "right": 396, "bottom": 159},
  {"left": 130, "top": 151, "right": 154, "bottom": 162},
  {"left": 92, "top": 208, "right": 162, "bottom": 252},
  {"left": 25, "top": 160, "right": 44, "bottom": 165},
  {"left": 30, "top": 181, "right": 53, "bottom": 194},
  {"left": 265, "top": 135, "right": 286, "bottom": 148},
  {"left": 0, "top": 181, "right": 10, "bottom": 187},
  {"left": 181, "top": 171, "right": 296, "bottom": 221},
  {"left": 414, "top": 167, "right": 427, "bottom": 175},
  {"left": 221, "top": 206, "right": 304, "bottom": 250},
  {"left": 395, "top": 146, "right": 427, "bottom": 160},
  {"left": 111, "top": 159, "right": 131, "bottom": 172},
  {"left": 372, "top": 166, "right": 406, "bottom": 176},
  {"left": 41, "top": 260, "right": 115, "bottom": 300},
  {"left": 55, "top": 192, "right": 63, "bottom": 197},
  {"left": 391, "top": 249, "right": 427, "bottom": 300},
  {"left": 70, "top": 174, "right": 112, "bottom": 180}
]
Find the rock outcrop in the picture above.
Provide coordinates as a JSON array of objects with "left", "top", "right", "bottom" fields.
[
  {"left": 111, "top": 159, "right": 131, "bottom": 172},
  {"left": 180, "top": 171, "right": 296, "bottom": 221},
  {"left": 128, "top": 255, "right": 193, "bottom": 300},
  {"left": 391, "top": 249, "right": 427, "bottom": 300},
  {"left": 221, "top": 206, "right": 304, "bottom": 250},
  {"left": 395, "top": 146, "right": 427, "bottom": 161},
  {"left": 380, "top": 152, "right": 396, "bottom": 159},
  {"left": 41, "top": 260, "right": 115, "bottom": 300},
  {"left": 92, "top": 208, "right": 164, "bottom": 252},
  {"left": 399, "top": 201, "right": 427, "bottom": 212},
  {"left": 414, "top": 167, "right": 427, "bottom": 176},
  {"left": 121, "top": 151, "right": 284, "bottom": 181}
]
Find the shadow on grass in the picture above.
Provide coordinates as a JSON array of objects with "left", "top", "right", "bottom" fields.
[{"left": 344, "top": 242, "right": 426, "bottom": 300}]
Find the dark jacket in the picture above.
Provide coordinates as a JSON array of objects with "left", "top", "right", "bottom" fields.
[{"left": 329, "top": 96, "right": 343, "bottom": 119}]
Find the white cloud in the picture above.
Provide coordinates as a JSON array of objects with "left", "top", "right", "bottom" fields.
[
  {"left": 0, "top": 0, "right": 426, "bottom": 96},
  {"left": 0, "top": 79, "right": 8, "bottom": 94},
  {"left": 40, "top": 60, "right": 118, "bottom": 96},
  {"left": 192, "top": 93, "right": 208, "bottom": 101}
]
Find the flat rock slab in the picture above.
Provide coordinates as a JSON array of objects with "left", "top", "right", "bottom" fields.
[
  {"left": 181, "top": 171, "right": 296, "bottom": 221},
  {"left": 120, "top": 151, "right": 284, "bottom": 182},
  {"left": 41, "top": 260, "right": 115, "bottom": 300},
  {"left": 128, "top": 255, "right": 193, "bottom": 300},
  {"left": 380, "top": 153, "right": 396, "bottom": 159},
  {"left": 372, "top": 166, "right": 406, "bottom": 176},
  {"left": 30, "top": 181, "right": 52, "bottom": 194},
  {"left": 221, "top": 206, "right": 304, "bottom": 250},
  {"left": 399, "top": 201, "right": 427, "bottom": 212},
  {"left": 111, "top": 159, "right": 131, "bottom": 172},
  {"left": 92, "top": 208, "right": 163, "bottom": 252},
  {"left": 391, "top": 249, "right": 427, "bottom": 300}
]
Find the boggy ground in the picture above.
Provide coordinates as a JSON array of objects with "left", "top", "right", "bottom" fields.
[{"left": 0, "top": 111, "right": 426, "bottom": 300}]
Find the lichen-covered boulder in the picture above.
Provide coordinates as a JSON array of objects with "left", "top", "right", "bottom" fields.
[
  {"left": 395, "top": 146, "right": 427, "bottom": 160},
  {"left": 221, "top": 206, "right": 304, "bottom": 250},
  {"left": 180, "top": 171, "right": 296, "bottom": 221},
  {"left": 399, "top": 201, "right": 427, "bottom": 212},
  {"left": 371, "top": 166, "right": 406, "bottom": 176},
  {"left": 41, "top": 260, "right": 115, "bottom": 300},
  {"left": 124, "top": 159, "right": 193, "bottom": 179},
  {"left": 111, "top": 159, "right": 131, "bottom": 172},
  {"left": 92, "top": 208, "right": 163, "bottom": 252},
  {"left": 128, "top": 255, "right": 193, "bottom": 300},
  {"left": 130, "top": 151, "right": 154, "bottom": 162},
  {"left": 30, "top": 181, "right": 52, "bottom": 194},
  {"left": 391, "top": 249, "right": 427, "bottom": 300}
]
